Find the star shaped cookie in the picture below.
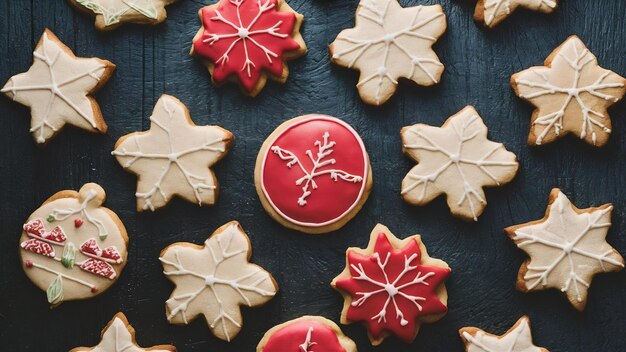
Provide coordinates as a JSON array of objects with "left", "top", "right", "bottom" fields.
[
  {"left": 330, "top": 0, "right": 446, "bottom": 105},
  {"left": 112, "top": 95, "right": 233, "bottom": 212},
  {"left": 70, "top": 312, "right": 176, "bottom": 351},
  {"left": 506, "top": 189, "right": 624, "bottom": 311},
  {"left": 68, "top": 0, "right": 178, "bottom": 31},
  {"left": 474, "top": 0, "right": 558, "bottom": 28},
  {"left": 401, "top": 106, "right": 519, "bottom": 221},
  {"left": 1, "top": 29, "right": 115, "bottom": 145},
  {"left": 512, "top": 36, "right": 626, "bottom": 147},
  {"left": 460, "top": 316, "right": 549, "bottom": 352}
]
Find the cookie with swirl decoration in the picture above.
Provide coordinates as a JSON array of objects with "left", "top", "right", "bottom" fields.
[
  {"left": 332, "top": 224, "right": 450, "bottom": 345},
  {"left": 191, "top": 0, "right": 307, "bottom": 96},
  {"left": 257, "top": 316, "right": 357, "bottom": 352}
]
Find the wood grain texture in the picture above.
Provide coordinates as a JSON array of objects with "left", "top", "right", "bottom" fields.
[{"left": 0, "top": 0, "right": 625, "bottom": 351}]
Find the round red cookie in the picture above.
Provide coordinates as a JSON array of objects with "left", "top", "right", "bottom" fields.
[
  {"left": 255, "top": 115, "right": 372, "bottom": 234},
  {"left": 256, "top": 316, "right": 357, "bottom": 352}
]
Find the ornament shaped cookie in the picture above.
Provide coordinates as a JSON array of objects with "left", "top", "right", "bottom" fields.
[
  {"left": 191, "top": 0, "right": 307, "bottom": 96},
  {"left": 460, "top": 316, "right": 549, "bottom": 352},
  {"left": 505, "top": 189, "right": 624, "bottom": 311},
  {"left": 1, "top": 29, "right": 115, "bottom": 145},
  {"left": 330, "top": 0, "right": 446, "bottom": 105},
  {"left": 159, "top": 221, "right": 278, "bottom": 341},
  {"left": 112, "top": 95, "right": 233, "bottom": 212},
  {"left": 332, "top": 224, "right": 450, "bottom": 345},
  {"left": 401, "top": 106, "right": 519, "bottom": 221},
  {"left": 255, "top": 115, "right": 372, "bottom": 234},
  {"left": 512, "top": 36, "right": 626, "bottom": 147},
  {"left": 68, "top": 0, "right": 178, "bottom": 31},
  {"left": 257, "top": 316, "right": 357, "bottom": 352},
  {"left": 19, "top": 183, "right": 128, "bottom": 306},
  {"left": 70, "top": 312, "right": 176, "bottom": 351},
  {"left": 474, "top": 0, "right": 558, "bottom": 28}
]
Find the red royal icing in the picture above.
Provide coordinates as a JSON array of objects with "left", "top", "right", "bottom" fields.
[
  {"left": 193, "top": 0, "right": 301, "bottom": 91},
  {"left": 261, "top": 116, "right": 368, "bottom": 227},
  {"left": 335, "top": 233, "right": 450, "bottom": 343},
  {"left": 80, "top": 239, "right": 122, "bottom": 264},
  {"left": 80, "top": 258, "right": 116, "bottom": 280},
  {"left": 262, "top": 320, "right": 347, "bottom": 352},
  {"left": 21, "top": 238, "right": 55, "bottom": 257},
  {"left": 23, "top": 219, "right": 67, "bottom": 243}
]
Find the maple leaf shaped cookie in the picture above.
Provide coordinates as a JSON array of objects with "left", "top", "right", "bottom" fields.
[
  {"left": 512, "top": 36, "right": 626, "bottom": 147},
  {"left": 1, "top": 29, "right": 115, "bottom": 145},
  {"left": 459, "top": 316, "right": 549, "bottom": 352},
  {"left": 330, "top": 0, "right": 446, "bottom": 106},
  {"left": 474, "top": 0, "right": 558, "bottom": 28},
  {"left": 191, "top": 0, "right": 307, "bottom": 96},
  {"left": 257, "top": 316, "right": 357, "bottom": 352},
  {"left": 70, "top": 312, "right": 176, "bottom": 351},
  {"left": 505, "top": 189, "right": 624, "bottom": 311},
  {"left": 68, "top": 0, "right": 178, "bottom": 31},
  {"left": 112, "top": 95, "right": 233, "bottom": 212},
  {"left": 401, "top": 106, "right": 519, "bottom": 221},
  {"left": 332, "top": 224, "right": 450, "bottom": 345},
  {"left": 159, "top": 221, "right": 278, "bottom": 342}
]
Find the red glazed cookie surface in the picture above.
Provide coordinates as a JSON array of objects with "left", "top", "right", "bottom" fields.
[{"left": 257, "top": 316, "right": 356, "bottom": 352}]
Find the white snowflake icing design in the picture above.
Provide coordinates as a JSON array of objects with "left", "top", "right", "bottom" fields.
[
  {"left": 298, "top": 327, "right": 316, "bottom": 352},
  {"left": 513, "top": 36, "right": 626, "bottom": 146},
  {"left": 206, "top": 0, "right": 292, "bottom": 76},
  {"left": 331, "top": 0, "right": 446, "bottom": 105},
  {"left": 461, "top": 317, "right": 546, "bottom": 352},
  {"left": 1, "top": 30, "right": 110, "bottom": 144},
  {"left": 159, "top": 222, "right": 277, "bottom": 342},
  {"left": 271, "top": 131, "right": 364, "bottom": 207},
  {"left": 508, "top": 190, "right": 624, "bottom": 309},
  {"left": 112, "top": 95, "right": 231, "bottom": 211},
  {"left": 401, "top": 107, "right": 518, "bottom": 221},
  {"left": 481, "top": 0, "right": 557, "bottom": 27},
  {"left": 76, "top": 0, "right": 160, "bottom": 26}
]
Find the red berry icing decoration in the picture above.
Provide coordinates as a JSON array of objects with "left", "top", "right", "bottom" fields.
[
  {"left": 192, "top": 0, "right": 305, "bottom": 93},
  {"left": 332, "top": 225, "right": 451, "bottom": 345},
  {"left": 25, "top": 260, "right": 33, "bottom": 268},
  {"left": 74, "top": 218, "right": 83, "bottom": 228},
  {"left": 91, "top": 287, "right": 98, "bottom": 294}
]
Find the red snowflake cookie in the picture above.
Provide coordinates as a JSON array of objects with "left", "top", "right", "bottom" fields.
[
  {"left": 257, "top": 316, "right": 357, "bottom": 352},
  {"left": 255, "top": 115, "right": 372, "bottom": 234},
  {"left": 192, "top": 0, "right": 307, "bottom": 96},
  {"left": 332, "top": 224, "right": 451, "bottom": 345}
]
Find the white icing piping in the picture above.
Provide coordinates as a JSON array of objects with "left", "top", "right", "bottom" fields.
[
  {"left": 76, "top": 0, "right": 158, "bottom": 26},
  {"left": 462, "top": 318, "right": 532, "bottom": 352},
  {"left": 28, "top": 260, "right": 96, "bottom": 290},
  {"left": 50, "top": 189, "right": 108, "bottom": 240},
  {"left": 298, "top": 327, "right": 317, "bottom": 352},
  {"left": 484, "top": 0, "right": 556, "bottom": 26}
]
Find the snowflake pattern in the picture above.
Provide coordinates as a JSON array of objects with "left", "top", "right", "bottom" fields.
[
  {"left": 271, "top": 131, "right": 364, "bottom": 206},
  {"left": 401, "top": 106, "right": 519, "bottom": 221},
  {"left": 330, "top": 0, "right": 446, "bottom": 105},
  {"left": 1, "top": 30, "right": 113, "bottom": 144},
  {"left": 159, "top": 222, "right": 277, "bottom": 341},
  {"left": 333, "top": 225, "right": 450, "bottom": 345},
  {"left": 74, "top": 0, "right": 172, "bottom": 29},
  {"left": 460, "top": 316, "right": 548, "bottom": 352},
  {"left": 476, "top": 0, "right": 557, "bottom": 27},
  {"left": 112, "top": 95, "right": 232, "bottom": 212},
  {"left": 506, "top": 189, "right": 624, "bottom": 310},
  {"left": 259, "top": 317, "right": 357, "bottom": 352},
  {"left": 193, "top": 0, "right": 305, "bottom": 93},
  {"left": 512, "top": 36, "right": 626, "bottom": 147}
]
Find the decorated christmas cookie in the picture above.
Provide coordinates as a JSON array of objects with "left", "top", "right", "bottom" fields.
[
  {"left": 19, "top": 183, "right": 128, "bottom": 306},
  {"left": 68, "top": 0, "right": 178, "bottom": 31},
  {"left": 256, "top": 316, "right": 357, "bottom": 352},
  {"left": 112, "top": 95, "right": 233, "bottom": 212},
  {"left": 332, "top": 224, "right": 450, "bottom": 345},
  {"left": 191, "top": 0, "right": 307, "bottom": 96},
  {"left": 460, "top": 316, "right": 549, "bottom": 352},
  {"left": 505, "top": 189, "right": 624, "bottom": 311},
  {"left": 70, "top": 312, "right": 176, "bottom": 351},
  {"left": 330, "top": 0, "right": 446, "bottom": 105},
  {"left": 1, "top": 29, "right": 115, "bottom": 145},
  {"left": 512, "top": 36, "right": 626, "bottom": 147},
  {"left": 159, "top": 221, "right": 278, "bottom": 341},
  {"left": 474, "top": 0, "right": 558, "bottom": 28},
  {"left": 401, "top": 106, "right": 519, "bottom": 221},
  {"left": 255, "top": 115, "right": 372, "bottom": 234}
]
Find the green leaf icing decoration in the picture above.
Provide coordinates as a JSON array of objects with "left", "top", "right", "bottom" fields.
[
  {"left": 61, "top": 242, "right": 77, "bottom": 269},
  {"left": 47, "top": 274, "right": 64, "bottom": 304}
]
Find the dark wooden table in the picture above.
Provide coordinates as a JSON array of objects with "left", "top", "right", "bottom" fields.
[{"left": 1, "top": 0, "right": 625, "bottom": 351}]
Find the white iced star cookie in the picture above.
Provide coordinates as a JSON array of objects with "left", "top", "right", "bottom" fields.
[
  {"left": 512, "top": 36, "right": 626, "bottom": 147},
  {"left": 70, "top": 312, "right": 176, "bottom": 351},
  {"left": 474, "top": 0, "right": 558, "bottom": 28},
  {"left": 505, "top": 189, "right": 624, "bottom": 311},
  {"left": 68, "top": 0, "right": 178, "bottom": 31},
  {"left": 159, "top": 221, "right": 278, "bottom": 342},
  {"left": 401, "top": 106, "right": 519, "bottom": 221},
  {"left": 330, "top": 0, "right": 446, "bottom": 105},
  {"left": 460, "top": 316, "right": 549, "bottom": 352},
  {"left": 1, "top": 29, "right": 115, "bottom": 145},
  {"left": 112, "top": 95, "right": 233, "bottom": 212}
]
